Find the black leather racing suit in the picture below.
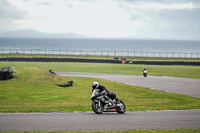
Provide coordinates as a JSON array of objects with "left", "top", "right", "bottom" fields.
[
  {"left": 92, "top": 85, "right": 109, "bottom": 93},
  {"left": 92, "top": 85, "right": 111, "bottom": 101}
]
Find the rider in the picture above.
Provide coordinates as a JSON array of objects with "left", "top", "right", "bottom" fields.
[
  {"left": 143, "top": 67, "right": 148, "bottom": 77},
  {"left": 92, "top": 81, "right": 113, "bottom": 105},
  {"left": 143, "top": 67, "right": 148, "bottom": 73}
]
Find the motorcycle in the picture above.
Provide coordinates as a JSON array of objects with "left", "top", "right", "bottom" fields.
[
  {"left": 90, "top": 89, "right": 126, "bottom": 114},
  {"left": 143, "top": 70, "right": 148, "bottom": 77}
]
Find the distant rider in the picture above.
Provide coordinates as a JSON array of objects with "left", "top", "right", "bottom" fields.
[
  {"left": 143, "top": 67, "right": 148, "bottom": 77},
  {"left": 91, "top": 81, "right": 113, "bottom": 106}
]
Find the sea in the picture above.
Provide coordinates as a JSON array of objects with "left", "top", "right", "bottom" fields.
[{"left": 0, "top": 38, "right": 200, "bottom": 57}]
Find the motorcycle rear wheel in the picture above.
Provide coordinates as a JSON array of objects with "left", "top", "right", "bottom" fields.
[
  {"left": 116, "top": 100, "right": 126, "bottom": 114},
  {"left": 92, "top": 101, "right": 104, "bottom": 114}
]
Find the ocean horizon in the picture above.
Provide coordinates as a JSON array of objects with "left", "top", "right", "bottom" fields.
[{"left": 0, "top": 38, "right": 200, "bottom": 58}]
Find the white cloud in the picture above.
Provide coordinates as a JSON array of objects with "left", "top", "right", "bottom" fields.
[
  {"left": 141, "top": 2, "right": 200, "bottom": 10},
  {"left": 7, "top": 0, "right": 133, "bottom": 37},
  {"left": 118, "top": 1, "right": 200, "bottom": 39}
]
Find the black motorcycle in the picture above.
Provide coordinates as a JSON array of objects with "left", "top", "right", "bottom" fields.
[{"left": 90, "top": 89, "right": 126, "bottom": 114}]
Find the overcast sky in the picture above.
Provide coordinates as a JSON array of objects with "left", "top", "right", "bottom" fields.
[{"left": 0, "top": 0, "right": 200, "bottom": 40}]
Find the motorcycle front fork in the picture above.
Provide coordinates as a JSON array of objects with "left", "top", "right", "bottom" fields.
[{"left": 98, "top": 100, "right": 101, "bottom": 108}]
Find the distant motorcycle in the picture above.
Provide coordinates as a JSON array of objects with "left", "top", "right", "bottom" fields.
[
  {"left": 90, "top": 89, "right": 126, "bottom": 114},
  {"left": 143, "top": 70, "right": 148, "bottom": 77}
]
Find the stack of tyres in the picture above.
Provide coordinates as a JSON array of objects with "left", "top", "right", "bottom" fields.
[
  {"left": 0, "top": 69, "right": 4, "bottom": 80},
  {"left": 0, "top": 67, "right": 13, "bottom": 80}
]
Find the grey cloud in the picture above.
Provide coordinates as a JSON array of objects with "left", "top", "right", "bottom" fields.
[
  {"left": 118, "top": 0, "right": 200, "bottom": 4},
  {"left": 35, "top": 2, "right": 52, "bottom": 6},
  {"left": 0, "top": 0, "right": 29, "bottom": 20},
  {"left": 118, "top": 0, "right": 200, "bottom": 39},
  {"left": 61, "top": 0, "right": 99, "bottom": 2},
  {"left": 119, "top": 0, "right": 200, "bottom": 23},
  {"left": 67, "top": 4, "right": 74, "bottom": 8},
  {"left": 0, "top": 0, "right": 30, "bottom": 32}
]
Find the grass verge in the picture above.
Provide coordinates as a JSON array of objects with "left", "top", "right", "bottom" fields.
[
  {"left": 1, "top": 61, "right": 200, "bottom": 79},
  {"left": 0, "top": 62, "right": 200, "bottom": 112}
]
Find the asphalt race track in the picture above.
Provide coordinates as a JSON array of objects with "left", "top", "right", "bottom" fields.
[
  {"left": 1, "top": 72, "right": 200, "bottom": 131},
  {"left": 1, "top": 110, "right": 200, "bottom": 131},
  {"left": 56, "top": 72, "right": 200, "bottom": 98}
]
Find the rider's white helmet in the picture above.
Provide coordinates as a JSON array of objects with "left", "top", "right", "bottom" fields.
[{"left": 92, "top": 81, "right": 99, "bottom": 89}]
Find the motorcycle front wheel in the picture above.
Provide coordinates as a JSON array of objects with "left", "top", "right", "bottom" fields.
[
  {"left": 92, "top": 100, "right": 104, "bottom": 114},
  {"left": 116, "top": 100, "right": 126, "bottom": 114}
]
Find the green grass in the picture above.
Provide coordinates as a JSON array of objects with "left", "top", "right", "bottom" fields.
[
  {"left": 1, "top": 129, "right": 200, "bottom": 133},
  {"left": 0, "top": 61, "right": 200, "bottom": 112},
  {"left": 1, "top": 61, "right": 200, "bottom": 79}
]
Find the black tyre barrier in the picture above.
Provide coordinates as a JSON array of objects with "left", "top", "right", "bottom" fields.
[
  {"left": 126, "top": 61, "right": 200, "bottom": 66},
  {"left": 0, "top": 57, "right": 121, "bottom": 63},
  {"left": 0, "top": 57, "right": 200, "bottom": 66}
]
